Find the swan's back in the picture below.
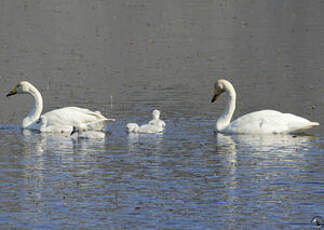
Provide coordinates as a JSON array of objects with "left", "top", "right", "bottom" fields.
[
  {"left": 223, "top": 110, "right": 319, "bottom": 134},
  {"left": 43, "top": 107, "right": 108, "bottom": 127}
]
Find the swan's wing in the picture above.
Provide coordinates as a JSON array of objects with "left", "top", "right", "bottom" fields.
[
  {"left": 225, "top": 110, "right": 318, "bottom": 134},
  {"left": 83, "top": 118, "right": 115, "bottom": 131},
  {"left": 225, "top": 110, "right": 284, "bottom": 134},
  {"left": 42, "top": 107, "right": 110, "bottom": 129},
  {"left": 282, "top": 113, "right": 319, "bottom": 133}
]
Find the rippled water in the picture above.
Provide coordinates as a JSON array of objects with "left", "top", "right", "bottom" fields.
[
  {"left": 0, "top": 0, "right": 323, "bottom": 229},
  {"left": 0, "top": 120, "right": 323, "bottom": 229}
]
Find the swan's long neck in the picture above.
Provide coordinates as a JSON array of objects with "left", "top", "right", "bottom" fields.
[
  {"left": 216, "top": 82, "right": 236, "bottom": 132},
  {"left": 22, "top": 85, "right": 43, "bottom": 128}
]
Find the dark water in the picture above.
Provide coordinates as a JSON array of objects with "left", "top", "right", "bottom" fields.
[{"left": 0, "top": 0, "right": 323, "bottom": 229}]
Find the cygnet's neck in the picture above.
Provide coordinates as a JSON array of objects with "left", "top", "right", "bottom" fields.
[
  {"left": 152, "top": 111, "right": 160, "bottom": 120},
  {"left": 216, "top": 81, "right": 236, "bottom": 132},
  {"left": 22, "top": 85, "right": 43, "bottom": 128}
]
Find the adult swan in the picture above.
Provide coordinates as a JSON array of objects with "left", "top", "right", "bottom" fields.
[
  {"left": 211, "top": 79, "right": 319, "bottom": 134},
  {"left": 7, "top": 81, "right": 115, "bottom": 133}
]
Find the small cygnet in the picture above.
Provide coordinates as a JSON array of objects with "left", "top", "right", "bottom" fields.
[
  {"left": 127, "top": 109, "right": 166, "bottom": 134},
  {"left": 70, "top": 126, "right": 106, "bottom": 139}
]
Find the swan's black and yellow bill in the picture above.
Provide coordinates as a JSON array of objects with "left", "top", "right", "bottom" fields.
[
  {"left": 6, "top": 87, "right": 17, "bottom": 97},
  {"left": 211, "top": 89, "right": 224, "bottom": 103},
  {"left": 211, "top": 94, "right": 219, "bottom": 103}
]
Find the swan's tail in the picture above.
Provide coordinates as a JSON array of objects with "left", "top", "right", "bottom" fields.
[
  {"left": 304, "top": 122, "right": 320, "bottom": 129},
  {"left": 290, "top": 121, "right": 320, "bottom": 134},
  {"left": 127, "top": 123, "right": 139, "bottom": 133},
  {"left": 312, "top": 122, "right": 320, "bottom": 126}
]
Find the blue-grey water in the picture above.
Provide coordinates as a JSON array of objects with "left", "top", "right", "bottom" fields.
[{"left": 0, "top": 0, "right": 323, "bottom": 229}]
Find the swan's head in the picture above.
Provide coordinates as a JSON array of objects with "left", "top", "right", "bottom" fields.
[
  {"left": 211, "top": 79, "right": 227, "bottom": 103},
  {"left": 6, "top": 81, "right": 34, "bottom": 97},
  {"left": 152, "top": 109, "right": 160, "bottom": 120}
]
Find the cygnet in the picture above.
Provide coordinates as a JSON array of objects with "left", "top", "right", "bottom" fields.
[
  {"left": 127, "top": 109, "right": 166, "bottom": 134},
  {"left": 70, "top": 126, "right": 106, "bottom": 139}
]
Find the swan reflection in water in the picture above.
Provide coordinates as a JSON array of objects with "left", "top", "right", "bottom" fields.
[
  {"left": 216, "top": 133, "right": 315, "bottom": 153},
  {"left": 214, "top": 133, "right": 316, "bottom": 227},
  {"left": 22, "top": 129, "right": 108, "bottom": 156},
  {"left": 127, "top": 133, "right": 164, "bottom": 154},
  {"left": 214, "top": 133, "right": 315, "bottom": 178},
  {"left": 22, "top": 129, "right": 74, "bottom": 154},
  {"left": 20, "top": 130, "right": 76, "bottom": 218},
  {"left": 20, "top": 129, "right": 109, "bottom": 217}
]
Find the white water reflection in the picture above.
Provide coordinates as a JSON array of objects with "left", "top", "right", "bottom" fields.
[
  {"left": 22, "top": 130, "right": 73, "bottom": 153},
  {"left": 214, "top": 133, "right": 315, "bottom": 185},
  {"left": 16, "top": 130, "right": 114, "bottom": 228},
  {"left": 214, "top": 133, "right": 318, "bottom": 228},
  {"left": 0, "top": 120, "right": 321, "bottom": 229},
  {"left": 216, "top": 133, "right": 313, "bottom": 155},
  {"left": 127, "top": 133, "right": 164, "bottom": 154},
  {"left": 21, "top": 130, "right": 74, "bottom": 218},
  {"left": 22, "top": 129, "right": 110, "bottom": 154}
]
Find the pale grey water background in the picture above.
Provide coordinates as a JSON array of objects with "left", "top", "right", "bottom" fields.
[{"left": 0, "top": 0, "right": 323, "bottom": 229}]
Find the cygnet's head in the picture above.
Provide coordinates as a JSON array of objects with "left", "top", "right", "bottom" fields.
[
  {"left": 152, "top": 109, "right": 160, "bottom": 120},
  {"left": 126, "top": 123, "right": 139, "bottom": 133},
  {"left": 211, "top": 79, "right": 230, "bottom": 103},
  {"left": 6, "top": 81, "right": 35, "bottom": 97}
]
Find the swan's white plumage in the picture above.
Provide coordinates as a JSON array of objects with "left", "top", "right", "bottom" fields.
[
  {"left": 212, "top": 79, "right": 319, "bottom": 134},
  {"left": 127, "top": 109, "right": 166, "bottom": 134},
  {"left": 38, "top": 107, "right": 111, "bottom": 133},
  {"left": 7, "top": 81, "right": 115, "bottom": 133},
  {"left": 222, "top": 110, "right": 319, "bottom": 134}
]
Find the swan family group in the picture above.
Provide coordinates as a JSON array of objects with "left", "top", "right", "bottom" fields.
[{"left": 6, "top": 80, "right": 319, "bottom": 138}]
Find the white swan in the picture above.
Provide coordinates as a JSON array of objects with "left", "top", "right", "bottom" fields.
[
  {"left": 211, "top": 79, "right": 319, "bottom": 134},
  {"left": 7, "top": 81, "right": 115, "bottom": 133},
  {"left": 127, "top": 109, "right": 166, "bottom": 134}
]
